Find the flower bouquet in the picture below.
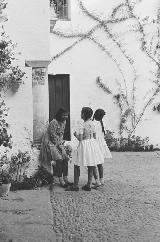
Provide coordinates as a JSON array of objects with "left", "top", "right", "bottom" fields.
[{"left": 64, "top": 144, "right": 72, "bottom": 163}]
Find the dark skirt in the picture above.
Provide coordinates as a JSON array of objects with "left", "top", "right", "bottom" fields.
[{"left": 39, "top": 131, "right": 66, "bottom": 173}]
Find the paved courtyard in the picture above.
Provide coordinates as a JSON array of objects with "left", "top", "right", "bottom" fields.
[{"left": 50, "top": 152, "right": 160, "bottom": 242}]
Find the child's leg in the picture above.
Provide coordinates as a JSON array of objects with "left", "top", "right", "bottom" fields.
[
  {"left": 62, "top": 159, "right": 68, "bottom": 182},
  {"left": 87, "top": 166, "right": 94, "bottom": 188},
  {"left": 97, "top": 164, "right": 104, "bottom": 185},
  {"left": 93, "top": 166, "right": 101, "bottom": 186},
  {"left": 63, "top": 159, "right": 73, "bottom": 185},
  {"left": 52, "top": 162, "right": 58, "bottom": 183},
  {"left": 66, "top": 165, "right": 80, "bottom": 191},
  {"left": 52, "top": 162, "right": 57, "bottom": 176},
  {"left": 74, "top": 165, "right": 80, "bottom": 187},
  {"left": 97, "top": 164, "right": 103, "bottom": 178},
  {"left": 82, "top": 166, "right": 94, "bottom": 191},
  {"left": 93, "top": 166, "right": 99, "bottom": 180},
  {"left": 56, "top": 159, "right": 65, "bottom": 186}
]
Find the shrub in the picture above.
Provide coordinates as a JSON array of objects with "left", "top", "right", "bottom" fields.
[
  {"left": 105, "top": 130, "right": 157, "bottom": 152},
  {"left": 10, "top": 166, "right": 53, "bottom": 191}
]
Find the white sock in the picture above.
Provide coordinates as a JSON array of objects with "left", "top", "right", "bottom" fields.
[{"left": 100, "top": 178, "right": 104, "bottom": 185}]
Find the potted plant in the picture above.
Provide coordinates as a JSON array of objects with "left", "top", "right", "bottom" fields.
[{"left": 0, "top": 168, "right": 12, "bottom": 197}]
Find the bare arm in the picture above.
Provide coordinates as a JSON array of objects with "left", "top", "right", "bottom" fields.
[{"left": 74, "top": 132, "right": 83, "bottom": 141}]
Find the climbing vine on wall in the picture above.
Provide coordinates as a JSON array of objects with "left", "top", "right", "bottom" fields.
[{"left": 50, "top": 0, "right": 160, "bottom": 137}]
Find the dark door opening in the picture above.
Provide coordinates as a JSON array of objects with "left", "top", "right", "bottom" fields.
[{"left": 48, "top": 74, "right": 71, "bottom": 141}]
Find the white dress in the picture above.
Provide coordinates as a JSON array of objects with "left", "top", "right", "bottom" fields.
[
  {"left": 93, "top": 120, "right": 112, "bottom": 162},
  {"left": 73, "top": 120, "right": 104, "bottom": 167}
]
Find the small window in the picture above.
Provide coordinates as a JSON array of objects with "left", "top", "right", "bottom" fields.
[{"left": 50, "top": 0, "right": 70, "bottom": 20}]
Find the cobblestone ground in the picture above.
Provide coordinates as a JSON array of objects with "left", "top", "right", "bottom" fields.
[{"left": 50, "top": 152, "right": 160, "bottom": 242}]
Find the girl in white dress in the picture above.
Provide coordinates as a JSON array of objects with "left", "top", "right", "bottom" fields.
[
  {"left": 67, "top": 107, "right": 104, "bottom": 191},
  {"left": 92, "top": 109, "right": 112, "bottom": 187}
]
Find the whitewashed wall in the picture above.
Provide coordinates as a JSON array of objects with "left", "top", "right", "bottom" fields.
[
  {"left": 49, "top": 0, "right": 160, "bottom": 146},
  {"left": 0, "top": 0, "right": 50, "bottom": 172},
  {"left": 5, "top": 0, "right": 50, "bottom": 64}
]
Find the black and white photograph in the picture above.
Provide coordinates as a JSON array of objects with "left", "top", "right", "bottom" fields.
[{"left": 0, "top": 0, "right": 160, "bottom": 241}]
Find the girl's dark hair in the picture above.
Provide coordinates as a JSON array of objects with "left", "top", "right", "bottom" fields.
[
  {"left": 82, "top": 107, "right": 93, "bottom": 121},
  {"left": 93, "top": 109, "right": 106, "bottom": 134},
  {"left": 55, "top": 107, "right": 69, "bottom": 121}
]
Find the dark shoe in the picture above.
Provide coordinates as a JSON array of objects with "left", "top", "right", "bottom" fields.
[
  {"left": 65, "top": 185, "right": 79, "bottom": 191},
  {"left": 62, "top": 183, "right": 69, "bottom": 188},
  {"left": 63, "top": 176, "right": 74, "bottom": 186},
  {"left": 82, "top": 184, "right": 91, "bottom": 191},
  {"left": 62, "top": 181, "right": 73, "bottom": 188}
]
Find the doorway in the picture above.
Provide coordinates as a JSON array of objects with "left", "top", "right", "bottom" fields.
[{"left": 48, "top": 74, "right": 71, "bottom": 140}]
